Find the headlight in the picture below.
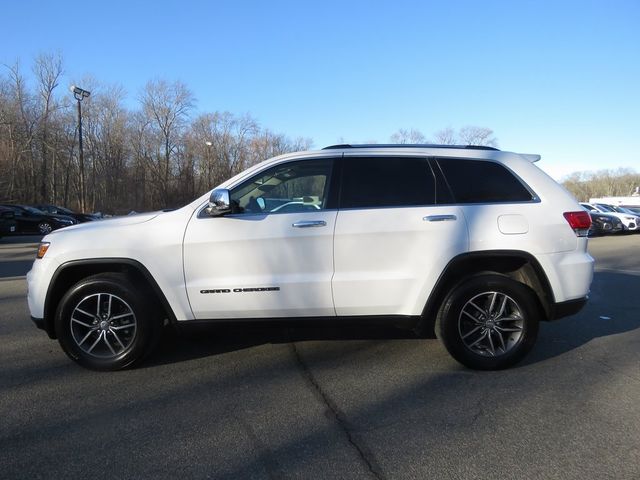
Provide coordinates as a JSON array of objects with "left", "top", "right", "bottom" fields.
[
  {"left": 59, "top": 219, "right": 74, "bottom": 224},
  {"left": 36, "top": 242, "right": 50, "bottom": 259}
]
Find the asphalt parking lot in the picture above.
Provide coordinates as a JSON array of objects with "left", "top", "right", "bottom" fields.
[{"left": 1, "top": 234, "right": 639, "bottom": 479}]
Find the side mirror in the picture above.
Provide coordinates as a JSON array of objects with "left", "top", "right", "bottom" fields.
[{"left": 205, "top": 189, "right": 232, "bottom": 216}]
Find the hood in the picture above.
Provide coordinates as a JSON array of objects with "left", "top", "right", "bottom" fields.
[{"left": 48, "top": 211, "right": 161, "bottom": 236}]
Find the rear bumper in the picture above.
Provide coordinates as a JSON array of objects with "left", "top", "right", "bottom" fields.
[
  {"left": 536, "top": 247, "right": 594, "bottom": 303},
  {"left": 548, "top": 297, "right": 588, "bottom": 321}
]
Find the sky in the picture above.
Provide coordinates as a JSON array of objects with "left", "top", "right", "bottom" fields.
[{"left": 1, "top": 0, "right": 639, "bottom": 180}]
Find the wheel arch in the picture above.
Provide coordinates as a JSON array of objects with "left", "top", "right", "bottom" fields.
[
  {"left": 420, "top": 250, "right": 555, "bottom": 334},
  {"left": 42, "top": 258, "right": 176, "bottom": 339}
]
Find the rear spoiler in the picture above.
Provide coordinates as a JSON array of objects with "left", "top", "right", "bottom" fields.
[{"left": 519, "top": 153, "right": 541, "bottom": 163}]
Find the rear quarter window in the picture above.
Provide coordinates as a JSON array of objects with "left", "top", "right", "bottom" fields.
[{"left": 436, "top": 158, "right": 534, "bottom": 203}]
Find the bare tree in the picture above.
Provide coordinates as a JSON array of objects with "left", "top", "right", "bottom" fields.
[
  {"left": 82, "top": 82, "right": 129, "bottom": 212},
  {"left": 33, "top": 53, "right": 64, "bottom": 202},
  {"left": 433, "top": 127, "right": 456, "bottom": 145},
  {"left": 1, "top": 61, "right": 38, "bottom": 202},
  {"left": 389, "top": 126, "right": 497, "bottom": 147},
  {"left": 190, "top": 112, "right": 258, "bottom": 187},
  {"left": 458, "top": 126, "right": 497, "bottom": 147},
  {"left": 390, "top": 128, "right": 426, "bottom": 144},
  {"left": 249, "top": 130, "right": 311, "bottom": 165},
  {"left": 128, "top": 110, "right": 153, "bottom": 212},
  {"left": 140, "top": 79, "right": 194, "bottom": 206}
]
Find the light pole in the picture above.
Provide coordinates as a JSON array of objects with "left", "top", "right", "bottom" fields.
[
  {"left": 70, "top": 85, "right": 90, "bottom": 212},
  {"left": 205, "top": 141, "right": 213, "bottom": 184}
]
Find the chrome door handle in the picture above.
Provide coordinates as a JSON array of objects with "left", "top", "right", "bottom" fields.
[
  {"left": 424, "top": 215, "right": 457, "bottom": 222},
  {"left": 292, "top": 220, "right": 327, "bottom": 228}
]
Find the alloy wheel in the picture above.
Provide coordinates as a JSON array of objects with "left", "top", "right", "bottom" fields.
[
  {"left": 458, "top": 291, "right": 525, "bottom": 357},
  {"left": 69, "top": 293, "right": 137, "bottom": 358},
  {"left": 38, "top": 222, "right": 52, "bottom": 234}
]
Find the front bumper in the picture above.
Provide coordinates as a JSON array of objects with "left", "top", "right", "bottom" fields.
[{"left": 27, "top": 255, "right": 60, "bottom": 338}]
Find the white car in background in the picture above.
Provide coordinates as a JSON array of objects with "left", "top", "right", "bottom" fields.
[
  {"left": 580, "top": 202, "right": 639, "bottom": 231},
  {"left": 607, "top": 204, "right": 640, "bottom": 219}
]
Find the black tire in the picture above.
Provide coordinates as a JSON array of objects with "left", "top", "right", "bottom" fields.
[
  {"left": 55, "top": 273, "right": 162, "bottom": 371},
  {"left": 435, "top": 274, "right": 540, "bottom": 370}
]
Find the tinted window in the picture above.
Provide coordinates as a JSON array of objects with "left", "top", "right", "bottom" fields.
[
  {"left": 437, "top": 159, "right": 533, "bottom": 203},
  {"left": 594, "top": 204, "right": 614, "bottom": 212},
  {"left": 340, "top": 156, "right": 435, "bottom": 208},
  {"left": 230, "top": 159, "right": 333, "bottom": 214}
]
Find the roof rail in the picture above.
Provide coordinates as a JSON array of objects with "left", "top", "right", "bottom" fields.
[{"left": 322, "top": 143, "right": 500, "bottom": 151}]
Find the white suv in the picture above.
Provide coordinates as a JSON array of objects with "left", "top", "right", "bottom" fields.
[{"left": 27, "top": 144, "right": 594, "bottom": 371}]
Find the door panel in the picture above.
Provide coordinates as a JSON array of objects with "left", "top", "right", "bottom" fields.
[
  {"left": 332, "top": 206, "right": 468, "bottom": 316},
  {"left": 183, "top": 211, "right": 337, "bottom": 319},
  {"left": 183, "top": 157, "right": 338, "bottom": 320},
  {"left": 13, "top": 212, "right": 37, "bottom": 233},
  {"left": 332, "top": 154, "right": 468, "bottom": 317}
]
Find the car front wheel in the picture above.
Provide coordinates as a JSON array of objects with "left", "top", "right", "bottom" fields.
[
  {"left": 436, "top": 274, "right": 540, "bottom": 370},
  {"left": 38, "top": 222, "right": 52, "bottom": 235},
  {"left": 55, "top": 273, "right": 161, "bottom": 370}
]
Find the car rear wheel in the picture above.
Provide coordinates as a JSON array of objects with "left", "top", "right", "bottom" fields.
[
  {"left": 436, "top": 274, "right": 540, "bottom": 370},
  {"left": 55, "top": 273, "right": 162, "bottom": 371}
]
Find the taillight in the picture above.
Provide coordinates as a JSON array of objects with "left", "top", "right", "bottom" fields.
[{"left": 563, "top": 211, "right": 591, "bottom": 237}]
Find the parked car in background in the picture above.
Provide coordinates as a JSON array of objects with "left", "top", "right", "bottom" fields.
[
  {"left": 603, "top": 204, "right": 640, "bottom": 221},
  {"left": 0, "top": 205, "right": 76, "bottom": 235},
  {"left": 33, "top": 204, "right": 99, "bottom": 223},
  {"left": 589, "top": 196, "right": 640, "bottom": 210},
  {"left": 0, "top": 206, "right": 17, "bottom": 239},
  {"left": 625, "top": 206, "right": 640, "bottom": 215},
  {"left": 580, "top": 202, "right": 638, "bottom": 232},
  {"left": 586, "top": 211, "right": 623, "bottom": 236},
  {"left": 594, "top": 203, "right": 640, "bottom": 232}
]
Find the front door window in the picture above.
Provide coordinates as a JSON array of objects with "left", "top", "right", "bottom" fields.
[{"left": 230, "top": 159, "right": 333, "bottom": 214}]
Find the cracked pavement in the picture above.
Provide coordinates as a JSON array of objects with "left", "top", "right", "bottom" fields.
[{"left": 1, "top": 234, "right": 639, "bottom": 479}]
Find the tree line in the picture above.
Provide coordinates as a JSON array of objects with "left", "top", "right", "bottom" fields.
[
  {"left": 0, "top": 53, "right": 312, "bottom": 214},
  {"left": 561, "top": 168, "right": 640, "bottom": 202}
]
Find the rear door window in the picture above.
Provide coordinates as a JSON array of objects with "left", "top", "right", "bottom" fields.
[{"left": 340, "top": 156, "right": 436, "bottom": 208}]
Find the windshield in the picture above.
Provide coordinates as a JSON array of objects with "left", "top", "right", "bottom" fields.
[
  {"left": 595, "top": 204, "right": 614, "bottom": 212},
  {"left": 23, "top": 206, "right": 46, "bottom": 215},
  {"left": 618, "top": 207, "right": 637, "bottom": 215}
]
